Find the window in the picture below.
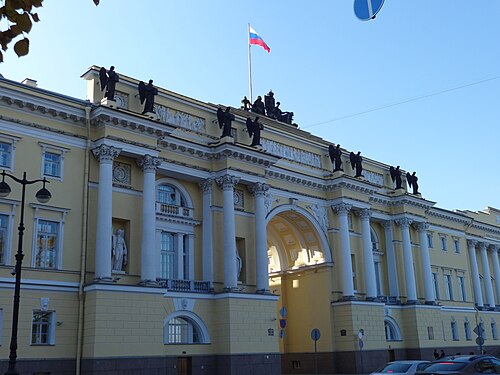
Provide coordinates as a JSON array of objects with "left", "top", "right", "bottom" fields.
[
  {"left": 384, "top": 318, "right": 401, "bottom": 341},
  {"left": 432, "top": 272, "right": 440, "bottom": 300},
  {"left": 31, "top": 310, "right": 54, "bottom": 345},
  {"left": 39, "top": 142, "right": 68, "bottom": 180},
  {"left": 479, "top": 322, "right": 487, "bottom": 339},
  {"left": 160, "top": 232, "right": 175, "bottom": 279},
  {"left": 427, "top": 233, "right": 434, "bottom": 249},
  {"left": 454, "top": 238, "right": 460, "bottom": 253},
  {"left": 457, "top": 276, "right": 466, "bottom": 301},
  {"left": 427, "top": 326, "right": 434, "bottom": 340},
  {"left": 0, "top": 214, "right": 9, "bottom": 265},
  {"left": 43, "top": 152, "right": 61, "bottom": 178},
  {"left": 444, "top": 274, "right": 454, "bottom": 300},
  {"left": 0, "top": 141, "right": 12, "bottom": 168},
  {"left": 464, "top": 321, "right": 472, "bottom": 340},
  {"left": 374, "top": 261, "right": 383, "bottom": 296},
  {"left": 166, "top": 317, "right": 201, "bottom": 344},
  {"left": 440, "top": 235, "right": 447, "bottom": 251},
  {"left": 34, "top": 220, "right": 59, "bottom": 269},
  {"left": 451, "top": 321, "right": 459, "bottom": 340},
  {"left": 492, "top": 322, "right": 498, "bottom": 340}
]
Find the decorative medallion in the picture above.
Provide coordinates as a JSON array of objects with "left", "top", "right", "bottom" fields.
[
  {"left": 113, "top": 162, "right": 131, "bottom": 185},
  {"left": 234, "top": 189, "right": 244, "bottom": 209}
]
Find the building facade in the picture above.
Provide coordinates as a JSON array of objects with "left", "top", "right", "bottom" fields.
[{"left": 0, "top": 67, "right": 499, "bottom": 374}]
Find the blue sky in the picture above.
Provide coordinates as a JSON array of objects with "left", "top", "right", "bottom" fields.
[{"left": 1, "top": 0, "right": 499, "bottom": 212}]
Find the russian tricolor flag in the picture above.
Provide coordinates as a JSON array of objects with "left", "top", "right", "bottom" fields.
[{"left": 249, "top": 26, "right": 270, "bottom": 53}]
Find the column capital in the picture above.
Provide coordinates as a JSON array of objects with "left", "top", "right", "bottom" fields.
[
  {"left": 395, "top": 217, "right": 413, "bottom": 228},
  {"left": 333, "top": 203, "right": 351, "bottom": 215},
  {"left": 248, "top": 182, "right": 269, "bottom": 197},
  {"left": 467, "top": 239, "right": 478, "bottom": 248},
  {"left": 356, "top": 208, "right": 371, "bottom": 220},
  {"left": 479, "top": 242, "right": 489, "bottom": 251},
  {"left": 137, "top": 155, "right": 161, "bottom": 172},
  {"left": 92, "top": 144, "right": 120, "bottom": 164},
  {"left": 491, "top": 245, "right": 500, "bottom": 253},
  {"left": 199, "top": 178, "right": 214, "bottom": 194},
  {"left": 415, "top": 222, "right": 429, "bottom": 232},
  {"left": 382, "top": 220, "right": 393, "bottom": 230},
  {"left": 216, "top": 174, "right": 240, "bottom": 191}
]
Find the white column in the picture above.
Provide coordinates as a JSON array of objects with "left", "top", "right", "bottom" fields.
[
  {"left": 333, "top": 203, "right": 354, "bottom": 299},
  {"left": 155, "top": 229, "right": 162, "bottom": 279},
  {"left": 358, "top": 209, "right": 377, "bottom": 300},
  {"left": 249, "top": 182, "right": 269, "bottom": 293},
  {"left": 491, "top": 245, "right": 500, "bottom": 306},
  {"left": 480, "top": 242, "right": 495, "bottom": 307},
  {"left": 137, "top": 155, "right": 161, "bottom": 284},
  {"left": 216, "top": 175, "right": 240, "bottom": 290},
  {"left": 416, "top": 222, "right": 435, "bottom": 304},
  {"left": 396, "top": 218, "right": 417, "bottom": 303},
  {"left": 199, "top": 179, "right": 214, "bottom": 288},
  {"left": 176, "top": 233, "right": 185, "bottom": 279},
  {"left": 187, "top": 233, "right": 195, "bottom": 281},
  {"left": 383, "top": 221, "right": 399, "bottom": 300},
  {"left": 467, "top": 240, "right": 483, "bottom": 307},
  {"left": 92, "top": 144, "right": 120, "bottom": 281}
]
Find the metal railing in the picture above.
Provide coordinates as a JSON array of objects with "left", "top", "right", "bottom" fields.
[{"left": 157, "top": 278, "right": 211, "bottom": 292}]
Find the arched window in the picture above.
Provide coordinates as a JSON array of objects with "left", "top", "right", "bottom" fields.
[
  {"left": 163, "top": 312, "right": 210, "bottom": 344},
  {"left": 371, "top": 227, "right": 383, "bottom": 296},
  {"left": 158, "top": 184, "right": 186, "bottom": 206},
  {"left": 385, "top": 317, "right": 402, "bottom": 341}
]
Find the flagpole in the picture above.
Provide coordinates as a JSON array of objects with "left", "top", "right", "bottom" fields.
[{"left": 248, "top": 23, "right": 253, "bottom": 103}]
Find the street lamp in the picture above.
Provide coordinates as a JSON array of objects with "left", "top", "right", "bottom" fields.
[{"left": 0, "top": 170, "right": 51, "bottom": 375}]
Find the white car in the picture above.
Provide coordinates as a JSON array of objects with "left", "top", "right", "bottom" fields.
[{"left": 371, "top": 360, "right": 431, "bottom": 375}]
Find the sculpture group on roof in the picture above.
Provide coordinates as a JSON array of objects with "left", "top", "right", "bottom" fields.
[{"left": 241, "top": 90, "right": 295, "bottom": 126}]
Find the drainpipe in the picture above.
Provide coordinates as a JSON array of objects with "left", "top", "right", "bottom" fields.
[{"left": 75, "top": 103, "right": 92, "bottom": 375}]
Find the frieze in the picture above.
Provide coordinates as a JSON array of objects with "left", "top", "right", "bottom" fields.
[
  {"left": 113, "top": 161, "right": 131, "bottom": 185},
  {"left": 154, "top": 104, "right": 206, "bottom": 132},
  {"left": 260, "top": 139, "right": 321, "bottom": 168},
  {"left": 363, "top": 170, "right": 384, "bottom": 186}
]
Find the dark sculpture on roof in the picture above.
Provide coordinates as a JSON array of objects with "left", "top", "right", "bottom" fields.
[
  {"left": 138, "top": 79, "right": 158, "bottom": 114},
  {"left": 246, "top": 116, "right": 263, "bottom": 147},
  {"left": 328, "top": 144, "right": 343, "bottom": 172},
  {"left": 406, "top": 172, "right": 419, "bottom": 195},
  {"left": 273, "top": 102, "right": 294, "bottom": 124},
  {"left": 241, "top": 96, "right": 251, "bottom": 111},
  {"left": 349, "top": 151, "right": 363, "bottom": 178},
  {"left": 390, "top": 165, "right": 403, "bottom": 190},
  {"left": 99, "top": 66, "right": 119, "bottom": 101},
  {"left": 251, "top": 96, "right": 265, "bottom": 115},
  {"left": 216, "top": 107, "right": 235, "bottom": 138},
  {"left": 264, "top": 90, "right": 276, "bottom": 117}
]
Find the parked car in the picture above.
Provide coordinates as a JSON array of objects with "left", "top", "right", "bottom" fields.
[
  {"left": 371, "top": 360, "right": 431, "bottom": 375},
  {"left": 415, "top": 355, "right": 500, "bottom": 375}
]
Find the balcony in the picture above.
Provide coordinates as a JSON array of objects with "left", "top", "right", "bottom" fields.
[
  {"left": 157, "top": 278, "right": 212, "bottom": 293},
  {"left": 155, "top": 202, "right": 193, "bottom": 219}
]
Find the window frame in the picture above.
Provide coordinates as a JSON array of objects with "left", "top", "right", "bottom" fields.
[
  {"left": 432, "top": 272, "right": 440, "bottom": 300},
  {"left": 440, "top": 235, "right": 447, "bottom": 251},
  {"left": 30, "top": 205, "right": 68, "bottom": 270},
  {"left": 451, "top": 320, "right": 459, "bottom": 341},
  {"left": 0, "top": 133, "right": 21, "bottom": 171},
  {"left": 39, "top": 142, "right": 69, "bottom": 181},
  {"left": 464, "top": 320, "right": 472, "bottom": 341},
  {"left": 457, "top": 275, "right": 466, "bottom": 301},
  {"left": 444, "top": 274, "right": 454, "bottom": 300},
  {"left": 427, "top": 233, "right": 434, "bottom": 249},
  {"left": 31, "top": 310, "right": 55, "bottom": 346},
  {"left": 453, "top": 237, "right": 461, "bottom": 253}
]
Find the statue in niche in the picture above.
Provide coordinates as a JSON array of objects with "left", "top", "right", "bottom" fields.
[
  {"left": 112, "top": 229, "right": 128, "bottom": 271},
  {"left": 390, "top": 165, "right": 403, "bottom": 189},
  {"left": 406, "top": 171, "right": 419, "bottom": 194},
  {"left": 264, "top": 90, "right": 276, "bottom": 117},
  {"left": 99, "top": 66, "right": 119, "bottom": 101},
  {"left": 328, "top": 144, "right": 343, "bottom": 172},
  {"left": 216, "top": 106, "right": 235, "bottom": 138},
  {"left": 138, "top": 79, "right": 158, "bottom": 114},
  {"left": 251, "top": 96, "right": 265, "bottom": 115},
  {"left": 236, "top": 248, "right": 243, "bottom": 280},
  {"left": 246, "top": 116, "right": 263, "bottom": 147},
  {"left": 241, "top": 96, "right": 251, "bottom": 111},
  {"left": 349, "top": 151, "right": 363, "bottom": 177},
  {"left": 273, "top": 102, "right": 294, "bottom": 125}
]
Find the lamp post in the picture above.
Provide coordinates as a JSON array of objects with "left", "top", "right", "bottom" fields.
[{"left": 0, "top": 170, "right": 51, "bottom": 375}]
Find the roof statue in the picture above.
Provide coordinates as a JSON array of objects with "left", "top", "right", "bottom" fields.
[
  {"left": 389, "top": 165, "right": 403, "bottom": 190},
  {"left": 246, "top": 116, "right": 263, "bottom": 147},
  {"left": 138, "top": 79, "right": 158, "bottom": 114},
  {"left": 407, "top": 171, "right": 419, "bottom": 195},
  {"left": 349, "top": 151, "right": 363, "bottom": 178},
  {"left": 99, "top": 66, "right": 119, "bottom": 101},
  {"left": 328, "top": 144, "right": 343, "bottom": 172}
]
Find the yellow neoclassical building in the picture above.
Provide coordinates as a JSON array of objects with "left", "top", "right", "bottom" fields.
[{"left": 0, "top": 66, "right": 499, "bottom": 375}]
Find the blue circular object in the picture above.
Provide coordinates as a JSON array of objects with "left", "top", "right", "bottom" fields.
[{"left": 354, "top": 0, "right": 385, "bottom": 20}]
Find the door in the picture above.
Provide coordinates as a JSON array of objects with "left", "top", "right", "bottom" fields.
[{"left": 177, "top": 357, "right": 192, "bottom": 375}]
